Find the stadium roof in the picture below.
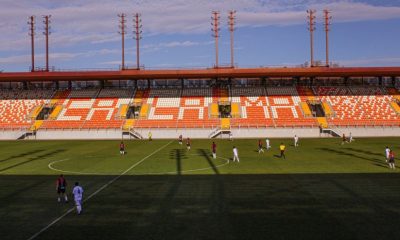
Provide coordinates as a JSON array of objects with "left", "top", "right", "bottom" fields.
[{"left": 1, "top": 66, "right": 400, "bottom": 82}]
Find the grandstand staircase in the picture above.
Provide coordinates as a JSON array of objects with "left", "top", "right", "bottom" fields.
[
  {"left": 122, "top": 119, "right": 143, "bottom": 139},
  {"left": 317, "top": 117, "right": 328, "bottom": 129},
  {"left": 118, "top": 104, "right": 129, "bottom": 119},
  {"left": 323, "top": 126, "right": 344, "bottom": 138},
  {"left": 388, "top": 88, "right": 400, "bottom": 115},
  {"left": 209, "top": 118, "right": 231, "bottom": 138},
  {"left": 210, "top": 103, "right": 219, "bottom": 118},
  {"left": 133, "top": 90, "right": 150, "bottom": 119},
  {"left": 28, "top": 105, "right": 44, "bottom": 120},
  {"left": 18, "top": 120, "right": 44, "bottom": 140}
]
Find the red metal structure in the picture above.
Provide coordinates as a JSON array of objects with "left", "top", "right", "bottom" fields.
[
  {"left": 118, "top": 13, "right": 127, "bottom": 70},
  {"left": 228, "top": 10, "right": 236, "bottom": 68},
  {"left": 211, "top": 11, "right": 220, "bottom": 68},
  {"left": 28, "top": 16, "right": 35, "bottom": 72},
  {"left": 307, "top": 10, "right": 316, "bottom": 67},
  {"left": 1, "top": 67, "right": 400, "bottom": 82},
  {"left": 133, "top": 13, "right": 142, "bottom": 70},
  {"left": 43, "top": 15, "right": 51, "bottom": 72},
  {"left": 324, "top": 9, "right": 332, "bottom": 67}
]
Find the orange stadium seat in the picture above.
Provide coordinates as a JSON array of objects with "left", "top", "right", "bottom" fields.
[
  {"left": 0, "top": 90, "right": 54, "bottom": 128},
  {"left": 314, "top": 86, "right": 400, "bottom": 127},
  {"left": 3, "top": 86, "right": 400, "bottom": 130}
]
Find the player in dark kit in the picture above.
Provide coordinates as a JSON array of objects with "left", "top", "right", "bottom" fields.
[
  {"left": 212, "top": 141, "right": 217, "bottom": 159},
  {"left": 258, "top": 139, "right": 264, "bottom": 154},
  {"left": 186, "top": 138, "right": 191, "bottom": 150},
  {"left": 120, "top": 141, "right": 125, "bottom": 155},
  {"left": 389, "top": 150, "right": 396, "bottom": 169},
  {"left": 341, "top": 133, "right": 346, "bottom": 145},
  {"left": 56, "top": 174, "right": 68, "bottom": 203},
  {"left": 178, "top": 134, "right": 183, "bottom": 145}
]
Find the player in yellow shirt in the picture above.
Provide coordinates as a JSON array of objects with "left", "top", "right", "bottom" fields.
[{"left": 279, "top": 143, "right": 286, "bottom": 159}]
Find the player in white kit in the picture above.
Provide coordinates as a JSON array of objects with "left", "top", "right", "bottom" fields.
[
  {"left": 72, "top": 182, "right": 84, "bottom": 215},
  {"left": 294, "top": 135, "right": 299, "bottom": 147},
  {"left": 385, "top": 146, "right": 390, "bottom": 163},
  {"left": 265, "top": 138, "right": 271, "bottom": 150},
  {"left": 232, "top": 146, "right": 240, "bottom": 162}
]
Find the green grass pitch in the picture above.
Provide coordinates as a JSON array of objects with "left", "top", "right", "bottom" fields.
[{"left": 0, "top": 137, "right": 399, "bottom": 240}]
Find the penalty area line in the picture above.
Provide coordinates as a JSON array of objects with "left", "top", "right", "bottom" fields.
[{"left": 27, "top": 140, "right": 173, "bottom": 240}]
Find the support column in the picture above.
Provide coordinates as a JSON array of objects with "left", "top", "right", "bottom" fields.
[{"left": 344, "top": 77, "right": 349, "bottom": 86}]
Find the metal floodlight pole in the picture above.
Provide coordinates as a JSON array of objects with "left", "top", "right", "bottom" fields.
[
  {"left": 307, "top": 9, "right": 316, "bottom": 67},
  {"left": 211, "top": 11, "right": 220, "bottom": 68},
  {"left": 133, "top": 13, "right": 142, "bottom": 70},
  {"left": 228, "top": 10, "right": 236, "bottom": 68},
  {"left": 42, "top": 15, "right": 51, "bottom": 72},
  {"left": 324, "top": 9, "right": 332, "bottom": 67},
  {"left": 118, "top": 13, "right": 127, "bottom": 70},
  {"left": 28, "top": 16, "right": 36, "bottom": 72}
]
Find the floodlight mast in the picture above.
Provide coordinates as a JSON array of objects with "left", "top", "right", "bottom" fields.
[
  {"left": 211, "top": 11, "right": 220, "bottom": 68},
  {"left": 133, "top": 13, "right": 142, "bottom": 70},
  {"left": 228, "top": 10, "right": 236, "bottom": 68},
  {"left": 324, "top": 9, "right": 332, "bottom": 67},
  {"left": 28, "top": 16, "right": 35, "bottom": 72},
  {"left": 307, "top": 10, "right": 316, "bottom": 67},
  {"left": 43, "top": 15, "right": 51, "bottom": 72},
  {"left": 118, "top": 13, "right": 127, "bottom": 70}
]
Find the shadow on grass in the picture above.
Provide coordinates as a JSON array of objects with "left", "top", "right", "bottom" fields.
[
  {"left": 345, "top": 147, "right": 382, "bottom": 157},
  {"left": 0, "top": 149, "right": 45, "bottom": 163},
  {"left": 197, "top": 148, "right": 229, "bottom": 235},
  {"left": 198, "top": 149, "right": 220, "bottom": 175},
  {"left": 0, "top": 149, "right": 66, "bottom": 173},
  {"left": 169, "top": 149, "right": 187, "bottom": 175},
  {"left": 2, "top": 174, "right": 400, "bottom": 240},
  {"left": 317, "top": 147, "right": 386, "bottom": 167}
]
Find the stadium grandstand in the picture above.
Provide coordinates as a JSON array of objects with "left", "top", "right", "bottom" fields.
[{"left": 1, "top": 67, "right": 400, "bottom": 140}]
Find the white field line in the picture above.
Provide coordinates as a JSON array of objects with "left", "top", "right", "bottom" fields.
[
  {"left": 49, "top": 154, "right": 230, "bottom": 175},
  {"left": 27, "top": 140, "right": 173, "bottom": 240},
  {"left": 48, "top": 159, "right": 114, "bottom": 175},
  {"left": 139, "top": 156, "right": 230, "bottom": 175}
]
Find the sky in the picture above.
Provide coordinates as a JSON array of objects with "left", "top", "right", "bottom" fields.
[{"left": 0, "top": 0, "right": 400, "bottom": 72}]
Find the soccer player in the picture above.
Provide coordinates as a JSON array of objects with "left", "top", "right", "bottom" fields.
[
  {"left": 341, "top": 133, "right": 346, "bottom": 145},
  {"left": 294, "top": 135, "right": 299, "bottom": 147},
  {"left": 388, "top": 150, "right": 396, "bottom": 169},
  {"left": 232, "top": 146, "right": 240, "bottom": 162},
  {"left": 148, "top": 131, "right": 152, "bottom": 141},
  {"left": 265, "top": 138, "right": 271, "bottom": 150},
  {"left": 349, "top": 132, "right": 353, "bottom": 143},
  {"left": 385, "top": 146, "right": 390, "bottom": 163},
  {"left": 186, "top": 137, "right": 191, "bottom": 150},
  {"left": 56, "top": 174, "right": 68, "bottom": 203},
  {"left": 178, "top": 134, "right": 183, "bottom": 145},
  {"left": 258, "top": 139, "right": 264, "bottom": 153},
  {"left": 72, "top": 182, "right": 84, "bottom": 215},
  {"left": 212, "top": 141, "right": 217, "bottom": 159},
  {"left": 279, "top": 143, "right": 286, "bottom": 159},
  {"left": 119, "top": 141, "right": 125, "bottom": 155}
]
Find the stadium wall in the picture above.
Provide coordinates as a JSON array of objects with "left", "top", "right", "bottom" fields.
[
  {"left": 0, "top": 130, "right": 26, "bottom": 140},
  {"left": 2, "top": 126, "right": 400, "bottom": 140}
]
